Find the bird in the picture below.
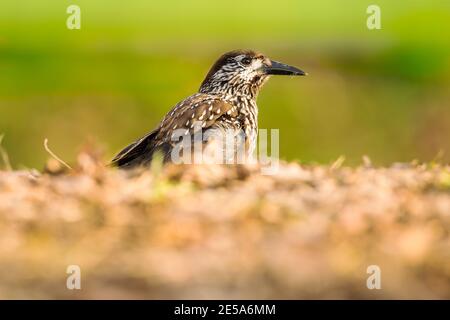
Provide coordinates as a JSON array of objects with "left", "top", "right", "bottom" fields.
[{"left": 111, "top": 50, "right": 306, "bottom": 168}]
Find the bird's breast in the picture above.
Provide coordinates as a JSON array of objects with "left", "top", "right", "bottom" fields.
[{"left": 222, "top": 96, "right": 259, "bottom": 156}]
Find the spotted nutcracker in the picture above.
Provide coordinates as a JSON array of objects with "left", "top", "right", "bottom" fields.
[{"left": 111, "top": 50, "right": 306, "bottom": 168}]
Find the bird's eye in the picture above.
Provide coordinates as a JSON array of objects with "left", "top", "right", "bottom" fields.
[{"left": 241, "top": 57, "right": 252, "bottom": 65}]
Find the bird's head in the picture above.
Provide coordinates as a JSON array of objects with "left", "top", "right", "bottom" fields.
[{"left": 199, "top": 50, "right": 306, "bottom": 98}]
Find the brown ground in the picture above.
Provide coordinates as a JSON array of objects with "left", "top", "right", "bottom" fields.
[{"left": 0, "top": 152, "right": 449, "bottom": 299}]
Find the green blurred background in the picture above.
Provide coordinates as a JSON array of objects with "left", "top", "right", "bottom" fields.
[{"left": 1, "top": 0, "right": 449, "bottom": 169}]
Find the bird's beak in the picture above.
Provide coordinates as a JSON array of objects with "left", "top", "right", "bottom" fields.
[{"left": 264, "top": 60, "right": 307, "bottom": 76}]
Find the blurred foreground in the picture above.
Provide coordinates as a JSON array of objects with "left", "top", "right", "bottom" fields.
[{"left": 0, "top": 153, "right": 449, "bottom": 299}]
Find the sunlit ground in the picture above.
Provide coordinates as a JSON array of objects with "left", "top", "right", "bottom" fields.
[{"left": 0, "top": 154, "right": 449, "bottom": 299}]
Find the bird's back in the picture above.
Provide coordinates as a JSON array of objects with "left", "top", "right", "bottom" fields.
[{"left": 111, "top": 93, "right": 244, "bottom": 168}]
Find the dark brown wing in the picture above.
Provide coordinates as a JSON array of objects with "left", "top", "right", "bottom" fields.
[
  {"left": 155, "top": 93, "right": 239, "bottom": 145},
  {"left": 111, "top": 93, "right": 239, "bottom": 168}
]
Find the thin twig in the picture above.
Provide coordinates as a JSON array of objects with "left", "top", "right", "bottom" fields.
[
  {"left": 330, "top": 155, "right": 345, "bottom": 170},
  {"left": 0, "top": 134, "right": 12, "bottom": 171},
  {"left": 362, "top": 155, "right": 372, "bottom": 167},
  {"left": 44, "top": 138, "right": 72, "bottom": 170}
]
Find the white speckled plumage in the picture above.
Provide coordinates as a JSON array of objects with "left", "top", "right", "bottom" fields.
[{"left": 112, "top": 50, "right": 305, "bottom": 168}]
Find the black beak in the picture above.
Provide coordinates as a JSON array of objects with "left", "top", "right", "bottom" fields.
[{"left": 264, "top": 60, "right": 307, "bottom": 76}]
